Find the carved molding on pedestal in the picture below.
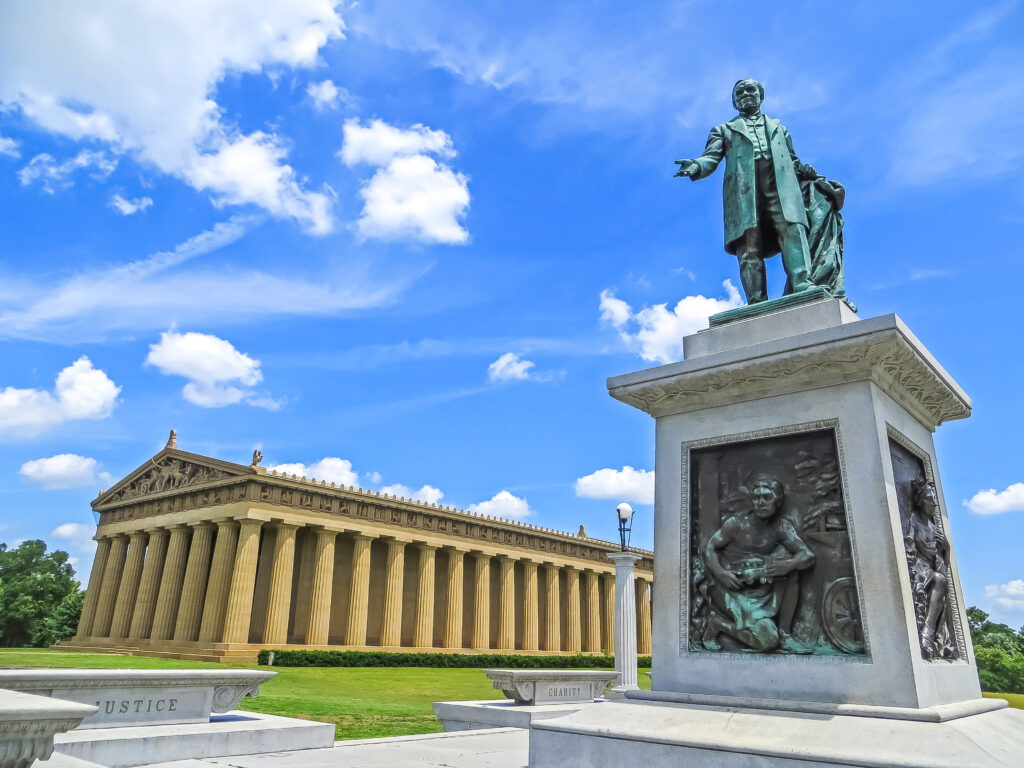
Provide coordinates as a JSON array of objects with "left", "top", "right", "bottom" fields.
[{"left": 610, "top": 327, "right": 970, "bottom": 428}]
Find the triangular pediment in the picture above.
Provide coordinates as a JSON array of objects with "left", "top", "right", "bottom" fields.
[{"left": 93, "top": 449, "right": 251, "bottom": 509}]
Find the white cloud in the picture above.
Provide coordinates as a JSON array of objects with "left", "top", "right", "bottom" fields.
[
  {"left": 364, "top": 471, "right": 383, "bottom": 484},
  {"left": 469, "top": 490, "right": 533, "bottom": 520},
  {"left": 306, "top": 79, "right": 353, "bottom": 110},
  {"left": 110, "top": 193, "right": 153, "bottom": 215},
  {"left": 0, "top": 357, "right": 121, "bottom": 438},
  {"left": 340, "top": 118, "right": 454, "bottom": 167},
  {"left": 488, "top": 352, "right": 534, "bottom": 382},
  {"left": 0, "top": 2, "right": 342, "bottom": 232},
  {"left": 51, "top": 522, "right": 97, "bottom": 554},
  {"left": 268, "top": 457, "right": 359, "bottom": 486},
  {"left": 985, "top": 580, "right": 1024, "bottom": 612},
  {"left": 18, "top": 150, "right": 117, "bottom": 193},
  {"left": 0, "top": 218, "right": 416, "bottom": 342},
  {"left": 146, "top": 329, "right": 278, "bottom": 409},
  {"left": 600, "top": 281, "right": 743, "bottom": 364},
  {"left": 341, "top": 119, "right": 469, "bottom": 244},
  {"left": 20, "top": 454, "right": 113, "bottom": 489},
  {"left": 964, "top": 483, "right": 1024, "bottom": 516},
  {"left": 357, "top": 155, "right": 469, "bottom": 244},
  {"left": 574, "top": 466, "right": 654, "bottom": 505},
  {"left": 0, "top": 134, "right": 20, "bottom": 158},
  {"left": 380, "top": 483, "right": 444, "bottom": 504}
]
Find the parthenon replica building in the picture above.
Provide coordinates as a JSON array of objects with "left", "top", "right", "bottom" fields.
[{"left": 63, "top": 433, "right": 653, "bottom": 663}]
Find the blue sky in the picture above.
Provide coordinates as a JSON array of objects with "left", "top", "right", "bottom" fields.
[{"left": 1, "top": 1, "right": 1023, "bottom": 625}]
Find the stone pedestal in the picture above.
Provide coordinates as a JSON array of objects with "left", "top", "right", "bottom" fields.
[{"left": 529, "top": 299, "right": 1024, "bottom": 767}]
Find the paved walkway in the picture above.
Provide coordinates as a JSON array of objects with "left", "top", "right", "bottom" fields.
[{"left": 144, "top": 728, "right": 529, "bottom": 768}]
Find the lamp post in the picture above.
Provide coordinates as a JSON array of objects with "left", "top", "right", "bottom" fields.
[
  {"left": 616, "top": 502, "right": 634, "bottom": 551},
  {"left": 607, "top": 502, "right": 640, "bottom": 696}
]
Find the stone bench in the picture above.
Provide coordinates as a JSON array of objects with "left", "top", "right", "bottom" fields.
[
  {"left": 0, "top": 670, "right": 274, "bottom": 730},
  {"left": 0, "top": 688, "right": 95, "bottom": 768},
  {"left": 482, "top": 669, "right": 617, "bottom": 706}
]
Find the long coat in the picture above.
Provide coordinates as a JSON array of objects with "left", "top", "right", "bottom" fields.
[{"left": 691, "top": 115, "right": 808, "bottom": 257}]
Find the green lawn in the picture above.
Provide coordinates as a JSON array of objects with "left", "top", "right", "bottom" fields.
[
  {"left": 0, "top": 649, "right": 650, "bottom": 740},
  {"left": 984, "top": 691, "right": 1024, "bottom": 709}
]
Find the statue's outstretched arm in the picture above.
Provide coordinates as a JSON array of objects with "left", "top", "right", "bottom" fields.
[{"left": 676, "top": 125, "right": 725, "bottom": 180}]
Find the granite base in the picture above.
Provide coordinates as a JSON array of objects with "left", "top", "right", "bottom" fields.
[
  {"left": 52, "top": 711, "right": 334, "bottom": 767},
  {"left": 528, "top": 698, "right": 1024, "bottom": 768}
]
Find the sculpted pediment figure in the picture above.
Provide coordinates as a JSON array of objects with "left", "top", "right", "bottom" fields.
[{"left": 95, "top": 449, "right": 247, "bottom": 506}]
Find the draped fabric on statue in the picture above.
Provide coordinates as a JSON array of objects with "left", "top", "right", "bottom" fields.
[{"left": 800, "top": 176, "right": 850, "bottom": 306}]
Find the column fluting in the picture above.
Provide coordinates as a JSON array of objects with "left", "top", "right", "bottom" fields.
[
  {"left": 76, "top": 536, "right": 112, "bottom": 638},
  {"left": 109, "top": 531, "right": 148, "bottom": 639},
  {"left": 544, "top": 563, "right": 561, "bottom": 651},
  {"left": 222, "top": 518, "right": 264, "bottom": 644},
  {"left": 381, "top": 539, "right": 407, "bottom": 647},
  {"left": 305, "top": 528, "right": 338, "bottom": 645},
  {"left": 263, "top": 523, "right": 299, "bottom": 645},
  {"left": 497, "top": 555, "right": 515, "bottom": 651},
  {"left": 413, "top": 544, "right": 436, "bottom": 648},
  {"left": 198, "top": 520, "right": 240, "bottom": 643},
  {"left": 91, "top": 534, "right": 129, "bottom": 639},
  {"left": 174, "top": 522, "right": 216, "bottom": 642},
  {"left": 583, "top": 569, "right": 601, "bottom": 652},
  {"left": 603, "top": 573, "right": 616, "bottom": 654},
  {"left": 565, "top": 566, "right": 582, "bottom": 653},
  {"left": 443, "top": 548, "right": 465, "bottom": 649},
  {"left": 129, "top": 528, "right": 169, "bottom": 640},
  {"left": 637, "top": 577, "right": 652, "bottom": 656},
  {"left": 149, "top": 525, "right": 191, "bottom": 641},
  {"left": 522, "top": 560, "right": 539, "bottom": 651},
  {"left": 471, "top": 552, "right": 491, "bottom": 650},
  {"left": 345, "top": 534, "right": 373, "bottom": 646}
]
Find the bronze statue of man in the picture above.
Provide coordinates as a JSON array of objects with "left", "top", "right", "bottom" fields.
[{"left": 675, "top": 79, "right": 814, "bottom": 304}]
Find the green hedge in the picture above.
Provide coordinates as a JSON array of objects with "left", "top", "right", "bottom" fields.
[{"left": 257, "top": 649, "right": 652, "bottom": 668}]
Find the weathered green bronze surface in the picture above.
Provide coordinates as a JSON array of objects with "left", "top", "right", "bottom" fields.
[
  {"left": 690, "top": 429, "right": 866, "bottom": 656},
  {"left": 676, "top": 79, "right": 852, "bottom": 308}
]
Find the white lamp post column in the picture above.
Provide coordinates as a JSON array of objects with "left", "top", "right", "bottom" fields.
[{"left": 607, "top": 550, "right": 642, "bottom": 693}]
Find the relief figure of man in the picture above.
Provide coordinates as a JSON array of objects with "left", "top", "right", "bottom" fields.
[
  {"left": 701, "top": 474, "right": 815, "bottom": 652},
  {"left": 675, "top": 79, "right": 814, "bottom": 304}
]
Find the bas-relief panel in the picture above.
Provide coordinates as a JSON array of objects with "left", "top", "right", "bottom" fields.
[
  {"left": 888, "top": 435, "right": 962, "bottom": 661},
  {"left": 686, "top": 427, "right": 867, "bottom": 657}
]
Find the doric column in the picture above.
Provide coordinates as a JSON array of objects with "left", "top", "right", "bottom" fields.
[
  {"left": 637, "top": 577, "right": 652, "bottom": 656},
  {"left": 222, "top": 518, "right": 264, "bottom": 644},
  {"left": 565, "top": 566, "right": 582, "bottom": 653},
  {"left": 583, "top": 569, "right": 601, "bottom": 652},
  {"left": 413, "top": 544, "right": 436, "bottom": 648},
  {"left": 263, "top": 523, "right": 299, "bottom": 645},
  {"left": 109, "top": 531, "right": 148, "bottom": 639},
  {"left": 497, "top": 555, "right": 515, "bottom": 650},
  {"left": 444, "top": 548, "right": 465, "bottom": 649},
  {"left": 471, "top": 553, "right": 491, "bottom": 650},
  {"left": 174, "top": 522, "right": 216, "bottom": 641},
  {"left": 305, "top": 528, "right": 338, "bottom": 645},
  {"left": 544, "top": 563, "right": 561, "bottom": 651},
  {"left": 198, "top": 520, "right": 239, "bottom": 643},
  {"left": 381, "top": 539, "right": 407, "bottom": 647},
  {"left": 522, "top": 560, "right": 539, "bottom": 651},
  {"left": 76, "top": 536, "right": 112, "bottom": 638},
  {"left": 345, "top": 534, "right": 374, "bottom": 646},
  {"left": 149, "top": 525, "right": 190, "bottom": 641},
  {"left": 91, "top": 534, "right": 128, "bottom": 638},
  {"left": 603, "top": 573, "right": 616, "bottom": 654},
  {"left": 130, "top": 528, "right": 169, "bottom": 640}
]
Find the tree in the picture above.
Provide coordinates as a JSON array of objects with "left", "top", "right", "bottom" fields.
[
  {"left": 967, "top": 605, "right": 1024, "bottom": 694},
  {"left": 0, "top": 540, "right": 82, "bottom": 647}
]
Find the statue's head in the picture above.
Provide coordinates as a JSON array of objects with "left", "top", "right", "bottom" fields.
[
  {"left": 732, "top": 78, "right": 764, "bottom": 113},
  {"left": 748, "top": 473, "right": 784, "bottom": 519},
  {"left": 911, "top": 479, "right": 938, "bottom": 516}
]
